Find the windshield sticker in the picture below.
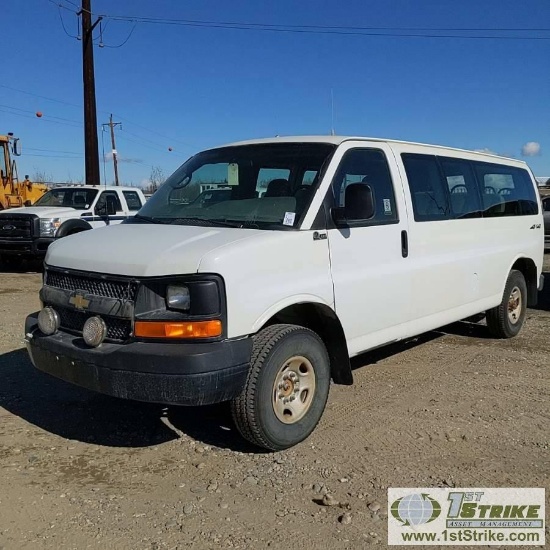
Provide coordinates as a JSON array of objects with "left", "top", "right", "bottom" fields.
[
  {"left": 228, "top": 163, "right": 239, "bottom": 186},
  {"left": 283, "top": 212, "right": 296, "bottom": 226},
  {"left": 383, "top": 199, "right": 392, "bottom": 215}
]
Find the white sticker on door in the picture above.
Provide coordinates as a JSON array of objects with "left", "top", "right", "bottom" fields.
[{"left": 383, "top": 199, "right": 392, "bottom": 214}]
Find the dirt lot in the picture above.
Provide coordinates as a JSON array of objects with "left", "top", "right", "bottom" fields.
[{"left": 0, "top": 258, "right": 549, "bottom": 549}]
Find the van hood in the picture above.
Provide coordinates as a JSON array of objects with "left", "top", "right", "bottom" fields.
[
  {"left": 0, "top": 206, "right": 79, "bottom": 218},
  {"left": 45, "top": 223, "right": 262, "bottom": 277}
]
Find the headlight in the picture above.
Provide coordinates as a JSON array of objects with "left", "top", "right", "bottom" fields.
[
  {"left": 166, "top": 285, "right": 190, "bottom": 311},
  {"left": 40, "top": 218, "right": 61, "bottom": 237}
]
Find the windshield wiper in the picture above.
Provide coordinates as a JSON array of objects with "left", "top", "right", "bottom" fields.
[
  {"left": 134, "top": 214, "right": 168, "bottom": 224},
  {"left": 169, "top": 217, "right": 243, "bottom": 228}
]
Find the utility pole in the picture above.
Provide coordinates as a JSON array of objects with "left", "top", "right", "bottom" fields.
[
  {"left": 102, "top": 114, "right": 122, "bottom": 186},
  {"left": 79, "top": 0, "right": 102, "bottom": 185}
]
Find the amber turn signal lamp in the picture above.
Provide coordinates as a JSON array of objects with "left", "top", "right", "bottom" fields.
[{"left": 134, "top": 320, "right": 222, "bottom": 339}]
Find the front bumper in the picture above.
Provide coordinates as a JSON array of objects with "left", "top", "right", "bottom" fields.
[
  {"left": 25, "top": 314, "right": 252, "bottom": 406},
  {"left": 0, "top": 237, "right": 54, "bottom": 256}
]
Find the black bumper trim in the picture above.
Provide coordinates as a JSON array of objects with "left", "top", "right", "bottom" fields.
[
  {"left": 25, "top": 314, "right": 252, "bottom": 406},
  {"left": 0, "top": 237, "right": 54, "bottom": 256}
]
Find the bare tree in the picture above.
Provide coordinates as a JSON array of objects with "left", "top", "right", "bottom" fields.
[
  {"left": 32, "top": 169, "right": 54, "bottom": 184},
  {"left": 147, "top": 166, "right": 165, "bottom": 193}
]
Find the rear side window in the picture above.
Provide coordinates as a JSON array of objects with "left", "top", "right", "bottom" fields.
[
  {"left": 473, "top": 162, "right": 538, "bottom": 217},
  {"left": 401, "top": 154, "right": 450, "bottom": 221},
  {"left": 123, "top": 191, "right": 143, "bottom": 211},
  {"left": 332, "top": 148, "right": 398, "bottom": 225},
  {"left": 439, "top": 157, "right": 482, "bottom": 219}
]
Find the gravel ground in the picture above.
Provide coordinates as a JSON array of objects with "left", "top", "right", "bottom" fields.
[{"left": 0, "top": 256, "right": 549, "bottom": 549}]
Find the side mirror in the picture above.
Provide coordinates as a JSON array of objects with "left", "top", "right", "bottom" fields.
[
  {"left": 12, "top": 138, "right": 21, "bottom": 156},
  {"left": 24, "top": 200, "right": 32, "bottom": 207},
  {"left": 331, "top": 183, "right": 375, "bottom": 225}
]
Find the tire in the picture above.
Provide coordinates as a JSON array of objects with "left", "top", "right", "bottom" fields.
[
  {"left": 486, "top": 270, "right": 527, "bottom": 338},
  {"left": 231, "top": 324, "right": 331, "bottom": 451}
]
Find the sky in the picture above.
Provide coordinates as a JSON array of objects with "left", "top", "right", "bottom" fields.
[{"left": 3, "top": 0, "right": 550, "bottom": 186}]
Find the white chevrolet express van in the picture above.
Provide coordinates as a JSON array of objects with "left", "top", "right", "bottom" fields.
[{"left": 25, "top": 137, "right": 545, "bottom": 450}]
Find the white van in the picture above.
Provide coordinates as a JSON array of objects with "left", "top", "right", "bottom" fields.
[{"left": 25, "top": 137, "right": 544, "bottom": 450}]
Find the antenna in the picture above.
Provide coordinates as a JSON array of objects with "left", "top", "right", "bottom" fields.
[{"left": 330, "top": 88, "right": 335, "bottom": 136}]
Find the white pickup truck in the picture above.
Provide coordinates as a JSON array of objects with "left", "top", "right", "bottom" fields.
[{"left": 0, "top": 185, "right": 146, "bottom": 262}]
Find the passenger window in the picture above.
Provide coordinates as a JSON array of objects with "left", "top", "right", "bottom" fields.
[
  {"left": 473, "top": 162, "right": 538, "bottom": 217},
  {"left": 439, "top": 157, "right": 482, "bottom": 219},
  {"left": 332, "top": 149, "right": 398, "bottom": 224},
  {"left": 96, "top": 191, "right": 122, "bottom": 213},
  {"left": 401, "top": 154, "right": 450, "bottom": 221},
  {"left": 122, "top": 191, "right": 143, "bottom": 211}
]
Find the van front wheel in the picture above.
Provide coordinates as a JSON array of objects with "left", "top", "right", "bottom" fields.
[
  {"left": 486, "top": 270, "right": 527, "bottom": 338},
  {"left": 231, "top": 324, "right": 330, "bottom": 451}
]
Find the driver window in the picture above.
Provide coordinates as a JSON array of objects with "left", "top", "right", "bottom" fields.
[
  {"left": 332, "top": 148, "right": 398, "bottom": 224},
  {"left": 96, "top": 191, "right": 122, "bottom": 213}
]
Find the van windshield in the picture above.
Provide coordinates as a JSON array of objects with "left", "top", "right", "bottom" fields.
[{"left": 135, "top": 143, "right": 336, "bottom": 229}]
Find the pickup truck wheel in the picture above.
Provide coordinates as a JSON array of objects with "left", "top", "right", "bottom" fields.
[
  {"left": 231, "top": 324, "right": 330, "bottom": 451},
  {"left": 486, "top": 270, "right": 527, "bottom": 338}
]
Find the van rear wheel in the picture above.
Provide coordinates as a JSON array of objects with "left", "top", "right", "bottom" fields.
[
  {"left": 231, "top": 324, "right": 330, "bottom": 451},
  {"left": 486, "top": 270, "right": 527, "bottom": 338}
]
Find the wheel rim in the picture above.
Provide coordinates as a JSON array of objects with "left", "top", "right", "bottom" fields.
[
  {"left": 272, "top": 356, "right": 316, "bottom": 424},
  {"left": 507, "top": 286, "right": 522, "bottom": 325}
]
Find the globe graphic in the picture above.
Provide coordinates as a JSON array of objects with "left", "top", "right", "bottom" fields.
[{"left": 395, "top": 494, "right": 439, "bottom": 526}]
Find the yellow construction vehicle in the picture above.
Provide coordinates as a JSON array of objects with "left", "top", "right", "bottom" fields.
[{"left": 0, "top": 133, "right": 48, "bottom": 210}]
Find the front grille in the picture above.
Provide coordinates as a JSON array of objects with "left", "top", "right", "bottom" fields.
[
  {"left": 58, "top": 307, "right": 132, "bottom": 341},
  {"left": 0, "top": 216, "right": 33, "bottom": 239},
  {"left": 45, "top": 270, "right": 138, "bottom": 301}
]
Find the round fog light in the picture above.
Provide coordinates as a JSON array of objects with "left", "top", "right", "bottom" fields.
[
  {"left": 38, "top": 307, "right": 60, "bottom": 335},
  {"left": 83, "top": 316, "right": 107, "bottom": 347}
]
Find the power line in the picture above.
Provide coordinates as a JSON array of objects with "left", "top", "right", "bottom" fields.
[
  {"left": 0, "top": 84, "right": 82, "bottom": 109},
  {"left": 98, "top": 15, "right": 550, "bottom": 41},
  {"left": 25, "top": 153, "right": 84, "bottom": 158},
  {"left": 0, "top": 103, "right": 81, "bottom": 125},
  {"left": 1, "top": 84, "right": 197, "bottom": 150},
  {"left": 57, "top": 6, "right": 79, "bottom": 39},
  {"left": 105, "top": 15, "right": 550, "bottom": 33},
  {"left": 44, "top": 1, "right": 550, "bottom": 40},
  {"left": 0, "top": 106, "right": 81, "bottom": 128},
  {"left": 26, "top": 146, "right": 82, "bottom": 155},
  {"left": 100, "top": 22, "right": 137, "bottom": 48}
]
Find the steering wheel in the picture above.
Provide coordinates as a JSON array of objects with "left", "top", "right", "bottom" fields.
[{"left": 450, "top": 184, "right": 467, "bottom": 194}]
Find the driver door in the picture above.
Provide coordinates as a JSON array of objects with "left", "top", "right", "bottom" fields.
[
  {"left": 327, "top": 142, "right": 411, "bottom": 356},
  {"left": 91, "top": 191, "right": 125, "bottom": 228}
]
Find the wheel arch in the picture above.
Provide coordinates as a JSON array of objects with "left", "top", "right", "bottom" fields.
[
  {"left": 508, "top": 256, "right": 538, "bottom": 307},
  {"left": 256, "top": 301, "right": 353, "bottom": 386},
  {"left": 56, "top": 218, "right": 93, "bottom": 238}
]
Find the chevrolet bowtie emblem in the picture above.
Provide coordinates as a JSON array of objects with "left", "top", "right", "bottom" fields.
[{"left": 70, "top": 294, "right": 90, "bottom": 310}]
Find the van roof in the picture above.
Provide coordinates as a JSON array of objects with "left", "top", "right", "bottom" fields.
[{"left": 217, "top": 135, "right": 526, "bottom": 165}]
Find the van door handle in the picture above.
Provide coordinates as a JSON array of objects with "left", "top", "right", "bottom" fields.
[{"left": 401, "top": 230, "right": 408, "bottom": 258}]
